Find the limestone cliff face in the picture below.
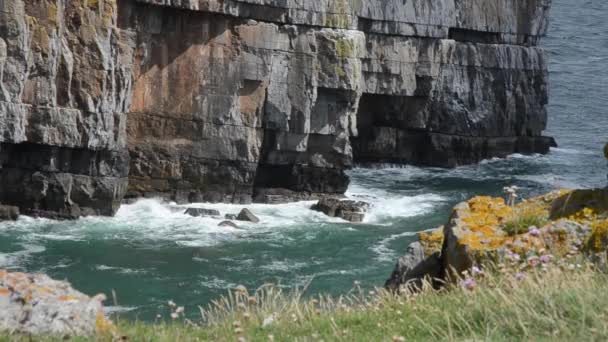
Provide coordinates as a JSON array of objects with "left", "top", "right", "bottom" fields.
[
  {"left": 0, "top": 0, "right": 555, "bottom": 215},
  {"left": 0, "top": 1, "right": 133, "bottom": 217}
]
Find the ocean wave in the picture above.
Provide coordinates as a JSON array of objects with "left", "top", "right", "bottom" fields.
[
  {"left": 370, "top": 231, "right": 420, "bottom": 263},
  {"left": 198, "top": 276, "right": 238, "bottom": 290},
  {"left": 346, "top": 184, "right": 446, "bottom": 224},
  {"left": 95, "top": 265, "right": 149, "bottom": 275},
  {"left": 0, "top": 244, "right": 46, "bottom": 268},
  {"left": 260, "top": 260, "right": 310, "bottom": 273}
]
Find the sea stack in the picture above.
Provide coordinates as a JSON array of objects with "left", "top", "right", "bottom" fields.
[{"left": 0, "top": 0, "right": 554, "bottom": 217}]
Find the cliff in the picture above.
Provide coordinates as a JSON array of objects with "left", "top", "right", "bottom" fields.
[{"left": 0, "top": 0, "right": 554, "bottom": 216}]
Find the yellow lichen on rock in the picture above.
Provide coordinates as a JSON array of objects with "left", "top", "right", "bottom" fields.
[
  {"left": 456, "top": 196, "right": 512, "bottom": 251},
  {"left": 419, "top": 228, "right": 444, "bottom": 255},
  {"left": 586, "top": 219, "right": 608, "bottom": 253}
]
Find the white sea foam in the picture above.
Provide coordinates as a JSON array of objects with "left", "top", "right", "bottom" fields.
[
  {"left": 0, "top": 244, "right": 46, "bottom": 268},
  {"left": 346, "top": 183, "right": 446, "bottom": 224},
  {"left": 370, "top": 231, "right": 420, "bottom": 262},
  {"left": 260, "top": 260, "right": 309, "bottom": 272},
  {"left": 199, "top": 276, "right": 238, "bottom": 290},
  {"left": 95, "top": 265, "right": 149, "bottom": 274}
]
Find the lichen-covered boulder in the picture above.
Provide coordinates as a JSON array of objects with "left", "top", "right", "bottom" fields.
[
  {"left": 388, "top": 191, "right": 595, "bottom": 287},
  {"left": 441, "top": 197, "right": 513, "bottom": 276},
  {"left": 0, "top": 270, "right": 112, "bottom": 337},
  {"left": 550, "top": 189, "right": 608, "bottom": 220}
]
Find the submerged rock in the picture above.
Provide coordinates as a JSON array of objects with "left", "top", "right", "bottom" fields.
[
  {"left": 218, "top": 221, "right": 239, "bottom": 228},
  {"left": 312, "top": 198, "right": 370, "bottom": 223},
  {"left": 184, "top": 208, "right": 221, "bottom": 217},
  {"left": 0, "top": 270, "right": 111, "bottom": 336},
  {"left": 237, "top": 209, "right": 260, "bottom": 223},
  {"left": 225, "top": 214, "right": 238, "bottom": 220},
  {"left": 0, "top": 205, "right": 19, "bottom": 221}
]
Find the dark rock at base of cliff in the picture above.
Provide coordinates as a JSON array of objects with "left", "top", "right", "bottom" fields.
[
  {"left": 218, "top": 221, "right": 239, "bottom": 228},
  {"left": 311, "top": 198, "right": 370, "bottom": 223},
  {"left": 353, "top": 130, "right": 557, "bottom": 168},
  {"left": 0, "top": 143, "right": 129, "bottom": 219},
  {"left": 385, "top": 242, "right": 443, "bottom": 292},
  {"left": 185, "top": 208, "right": 221, "bottom": 217},
  {"left": 252, "top": 188, "right": 324, "bottom": 204},
  {"left": 0, "top": 205, "right": 19, "bottom": 221},
  {"left": 236, "top": 209, "right": 260, "bottom": 223}
]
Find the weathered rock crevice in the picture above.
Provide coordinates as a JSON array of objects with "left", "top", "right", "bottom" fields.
[{"left": 0, "top": 0, "right": 555, "bottom": 216}]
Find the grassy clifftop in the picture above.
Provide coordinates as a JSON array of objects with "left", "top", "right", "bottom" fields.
[{"left": 4, "top": 263, "right": 608, "bottom": 341}]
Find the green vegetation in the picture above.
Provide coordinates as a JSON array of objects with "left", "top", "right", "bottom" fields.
[
  {"left": 500, "top": 200, "right": 550, "bottom": 236},
  {"left": 501, "top": 213, "right": 549, "bottom": 236},
  {"left": 4, "top": 262, "right": 608, "bottom": 341}
]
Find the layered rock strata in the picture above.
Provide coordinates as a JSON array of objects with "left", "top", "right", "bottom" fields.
[
  {"left": 0, "top": 0, "right": 554, "bottom": 216},
  {"left": 0, "top": 1, "right": 132, "bottom": 217}
]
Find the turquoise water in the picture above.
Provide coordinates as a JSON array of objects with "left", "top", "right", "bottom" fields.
[{"left": 0, "top": 0, "right": 606, "bottom": 320}]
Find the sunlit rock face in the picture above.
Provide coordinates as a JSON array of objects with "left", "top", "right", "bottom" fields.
[
  {"left": 0, "top": 0, "right": 555, "bottom": 215},
  {"left": 0, "top": 1, "right": 132, "bottom": 218}
]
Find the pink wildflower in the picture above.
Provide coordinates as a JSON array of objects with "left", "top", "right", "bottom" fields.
[
  {"left": 515, "top": 272, "right": 526, "bottom": 281},
  {"left": 540, "top": 254, "right": 553, "bottom": 263},
  {"left": 528, "top": 228, "right": 541, "bottom": 237},
  {"left": 462, "top": 278, "right": 477, "bottom": 291}
]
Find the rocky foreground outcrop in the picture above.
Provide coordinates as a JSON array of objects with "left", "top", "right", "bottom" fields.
[
  {"left": 0, "top": 270, "right": 112, "bottom": 336},
  {"left": 0, "top": 0, "right": 555, "bottom": 217},
  {"left": 386, "top": 189, "right": 608, "bottom": 291}
]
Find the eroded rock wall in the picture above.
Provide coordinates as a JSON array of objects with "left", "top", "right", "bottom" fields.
[
  {"left": 0, "top": 0, "right": 554, "bottom": 215},
  {"left": 124, "top": 0, "right": 554, "bottom": 203},
  {"left": 0, "top": 0, "right": 133, "bottom": 217}
]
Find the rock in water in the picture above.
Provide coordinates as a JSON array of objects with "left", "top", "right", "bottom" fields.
[
  {"left": 184, "top": 208, "right": 221, "bottom": 217},
  {"left": 218, "top": 221, "right": 239, "bottom": 228},
  {"left": 225, "top": 214, "right": 238, "bottom": 220},
  {"left": 0, "top": 205, "right": 19, "bottom": 221},
  {"left": 237, "top": 209, "right": 260, "bottom": 223},
  {"left": 0, "top": 270, "right": 112, "bottom": 336},
  {"left": 312, "top": 198, "right": 370, "bottom": 223}
]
